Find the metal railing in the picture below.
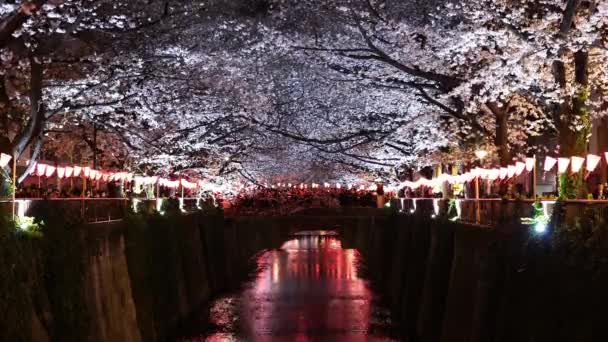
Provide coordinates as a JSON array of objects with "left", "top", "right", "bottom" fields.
[
  {"left": 5, "top": 197, "right": 608, "bottom": 226},
  {"left": 390, "top": 197, "right": 608, "bottom": 227},
  {"left": 0, "top": 197, "right": 205, "bottom": 223}
]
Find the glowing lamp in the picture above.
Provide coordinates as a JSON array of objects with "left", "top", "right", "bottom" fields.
[
  {"left": 36, "top": 163, "right": 47, "bottom": 176},
  {"left": 534, "top": 222, "right": 547, "bottom": 234},
  {"left": 57, "top": 167, "right": 65, "bottom": 179},
  {"left": 525, "top": 158, "right": 535, "bottom": 172},
  {"left": 0, "top": 153, "right": 12, "bottom": 168},
  {"left": 514, "top": 162, "right": 526, "bottom": 176},
  {"left": 65, "top": 166, "right": 73, "bottom": 178},
  {"left": 488, "top": 168, "right": 500, "bottom": 181},
  {"left": 586, "top": 154, "right": 601, "bottom": 172},
  {"left": 570, "top": 156, "right": 585, "bottom": 173},
  {"left": 45, "top": 165, "right": 56, "bottom": 177},
  {"left": 95, "top": 171, "right": 103, "bottom": 181},
  {"left": 507, "top": 165, "right": 516, "bottom": 178},
  {"left": 544, "top": 157, "right": 557, "bottom": 172},
  {"left": 499, "top": 167, "right": 508, "bottom": 179},
  {"left": 83, "top": 167, "right": 91, "bottom": 178},
  {"left": 557, "top": 158, "right": 570, "bottom": 174},
  {"left": 73, "top": 166, "right": 82, "bottom": 177}
]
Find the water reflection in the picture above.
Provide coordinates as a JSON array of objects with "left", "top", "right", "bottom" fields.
[{"left": 181, "top": 231, "right": 396, "bottom": 341}]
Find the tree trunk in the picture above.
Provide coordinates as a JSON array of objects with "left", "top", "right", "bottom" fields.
[
  {"left": 557, "top": 50, "right": 590, "bottom": 199},
  {"left": 0, "top": 55, "right": 45, "bottom": 193},
  {"left": 487, "top": 102, "right": 510, "bottom": 166},
  {"left": 93, "top": 125, "right": 98, "bottom": 169}
]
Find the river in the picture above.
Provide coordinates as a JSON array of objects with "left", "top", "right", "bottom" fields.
[{"left": 178, "top": 230, "right": 398, "bottom": 341}]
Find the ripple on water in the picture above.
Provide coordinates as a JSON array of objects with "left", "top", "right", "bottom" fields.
[{"left": 178, "top": 231, "right": 399, "bottom": 341}]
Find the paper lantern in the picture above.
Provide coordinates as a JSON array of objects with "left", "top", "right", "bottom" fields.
[
  {"left": 507, "top": 165, "right": 516, "bottom": 178},
  {"left": 586, "top": 154, "right": 601, "bottom": 172},
  {"left": 36, "top": 163, "right": 47, "bottom": 177},
  {"left": 487, "top": 168, "right": 500, "bottom": 181},
  {"left": 181, "top": 179, "right": 197, "bottom": 189},
  {"left": 499, "top": 167, "right": 508, "bottom": 179},
  {"left": 0, "top": 153, "right": 12, "bottom": 168},
  {"left": 557, "top": 158, "right": 570, "bottom": 174},
  {"left": 525, "top": 158, "right": 535, "bottom": 172},
  {"left": 570, "top": 156, "right": 585, "bottom": 173},
  {"left": 65, "top": 166, "right": 74, "bottom": 178},
  {"left": 544, "top": 157, "right": 557, "bottom": 172},
  {"left": 57, "top": 167, "right": 65, "bottom": 179},
  {"left": 515, "top": 162, "right": 526, "bottom": 176},
  {"left": 73, "top": 166, "right": 82, "bottom": 177},
  {"left": 45, "top": 165, "right": 56, "bottom": 177}
]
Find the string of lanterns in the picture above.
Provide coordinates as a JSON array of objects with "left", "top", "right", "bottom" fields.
[
  {"left": 3, "top": 154, "right": 378, "bottom": 194},
  {"left": 400, "top": 153, "right": 608, "bottom": 190},
  {"left": 21, "top": 161, "right": 206, "bottom": 191}
]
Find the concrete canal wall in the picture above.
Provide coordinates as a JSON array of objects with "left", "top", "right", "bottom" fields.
[
  {"left": 340, "top": 207, "right": 608, "bottom": 342},
  {"left": 1, "top": 203, "right": 605, "bottom": 341},
  {"left": 1, "top": 207, "right": 301, "bottom": 342}
]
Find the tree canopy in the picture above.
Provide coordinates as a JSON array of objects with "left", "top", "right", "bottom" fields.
[{"left": 1, "top": 0, "right": 606, "bottom": 187}]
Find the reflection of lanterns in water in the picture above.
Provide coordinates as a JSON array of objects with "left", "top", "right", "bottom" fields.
[{"left": 272, "top": 257, "right": 280, "bottom": 283}]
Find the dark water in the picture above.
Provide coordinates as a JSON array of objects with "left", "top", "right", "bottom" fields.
[{"left": 179, "top": 230, "right": 397, "bottom": 341}]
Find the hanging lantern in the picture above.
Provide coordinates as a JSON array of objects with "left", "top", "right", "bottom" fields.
[
  {"left": 0, "top": 153, "right": 12, "bottom": 168},
  {"left": 65, "top": 166, "right": 74, "bottom": 178},
  {"left": 525, "top": 158, "right": 535, "bottom": 172},
  {"left": 73, "top": 166, "right": 82, "bottom": 177},
  {"left": 557, "top": 158, "right": 570, "bottom": 174},
  {"left": 95, "top": 171, "right": 103, "bottom": 181},
  {"left": 499, "top": 167, "right": 508, "bottom": 179},
  {"left": 586, "top": 154, "right": 601, "bottom": 172},
  {"left": 57, "top": 167, "right": 65, "bottom": 179},
  {"left": 544, "top": 157, "right": 557, "bottom": 172},
  {"left": 570, "top": 156, "right": 585, "bottom": 173},
  {"left": 487, "top": 168, "right": 500, "bottom": 180},
  {"left": 45, "top": 165, "right": 56, "bottom": 177},
  {"left": 507, "top": 165, "right": 516, "bottom": 178},
  {"left": 36, "top": 163, "right": 47, "bottom": 177},
  {"left": 514, "top": 162, "right": 526, "bottom": 176},
  {"left": 83, "top": 167, "right": 91, "bottom": 178}
]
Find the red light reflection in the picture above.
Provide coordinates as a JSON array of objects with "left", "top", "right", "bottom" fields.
[{"left": 188, "top": 232, "right": 396, "bottom": 341}]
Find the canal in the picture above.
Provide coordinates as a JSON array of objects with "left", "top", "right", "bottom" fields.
[{"left": 178, "top": 230, "right": 398, "bottom": 341}]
